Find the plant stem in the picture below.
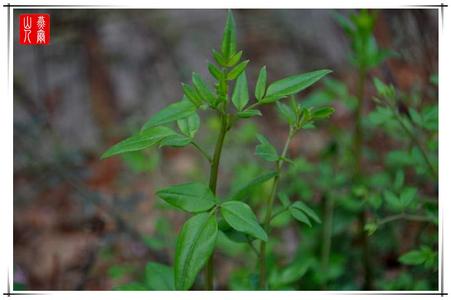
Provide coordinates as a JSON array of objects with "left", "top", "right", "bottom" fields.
[
  {"left": 209, "top": 114, "right": 228, "bottom": 193},
  {"left": 377, "top": 213, "right": 433, "bottom": 226},
  {"left": 205, "top": 63, "right": 231, "bottom": 290},
  {"left": 388, "top": 103, "right": 437, "bottom": 179},
  {"left": 258, "top": 127, "right": 294, "bottom": 289},
  {"left": 354, "top": 66, "right": 373, "bottom": 290},
  {"left": 205, "top": 111, "right": 228, "bottom": 290}
]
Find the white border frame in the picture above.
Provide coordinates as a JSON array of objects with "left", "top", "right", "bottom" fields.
[{"left": 1, "top": 1, "right": 448, "bottom": 299}]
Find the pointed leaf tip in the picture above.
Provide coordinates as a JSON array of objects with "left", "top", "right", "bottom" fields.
[{"left": 221, "top": 9, "right": 237, "bottom": 60}]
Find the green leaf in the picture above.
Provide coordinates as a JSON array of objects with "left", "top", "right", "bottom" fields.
[
  {"left": 101, "top": 126, "right": 175, "bottom": 159},
  {"left": 208, "top": 63, "right": 222, "bottom": 80},
  {"left": 232, "top": 71, "right": 249, "bottom": 111},
  {"left": 221, "top": 201, "right": 268, "bottom": 241},
  {"left": 145, "top": 262, "right": 174, "bottom": 290},
  {"left": 227, "top": 60, "right": 249, "bottom": 80},
  {"left": 156, "top": 182, "right": 216, "bottom": 213},
  {"left": 278, "top": 192, "right": 290, "bottom": 208},
  {"left": 158, "top": 134, "right": 191, "bottom": 148},
  {"left": 230, "top": 171, "right": 277, "bottom": 200},
  {"left": 408, "top": 107, "right": 423, "bottom": 128},
  {"left": 383, "top": 190, "right": 402, "bottom": 211},
  {"left": 400, "top": 187, "right": 417, "bottom": 207},
  {"left": 237, "top": 109, "right": 262, "bottom": 118},
  {"left": 177, "top": 113, "right": 200, "bottom": 138},
  {"left": 399, "top": 250, "right": 427, "bottom": 265},
  {"left": 227, "top": 50, "right": 243, "bottom": 67},
  {"left": 260, "top": 94, "right": 286, "bottom": 104},
  {"left": 311, "top": 106, "right": 335, "bottom": 120},
  {"left": 212, "top": 49, "right": 227, "bottom": 67},
  {"left": 269, "top": 259, "right": 311, "bottom": 288},
  {"left": 289, "top": 205, "right": 311, "bottom": 227},
  {"left": 219, "top": 219, "right": 252, "bottom": 244},
  {"left": 192, "top": 72, "right": 217, "bottom": 106},
  {"left": 291, "top": 201, "right": 321, "bottom": 224},
  {"left": 255, "top": 134, "right": 279, "bottom": 162},
  {"left": 255, "top": 66, "right": 267, "bottom": 100},
  {"left": 394, "top": 169, "right": 405, "bottom": 191},
  {"left": 399, "top": 246, "right": 437, "bottom": 269},
  {"left": 266, "top": 69, "right": 332, "bottom": 98},
  {"left": 276, "top": 101, "right": 296, "bottom": 125},
  {"left": 175, "top": 213, "right": 218, "bottom": 290},
  {"left": 221, "top": 10, "right": 237, "bottom": 59},
  {"left": 373, "top": 77, "right": 395, "bottom": 98},
  {"left": 220, "top": 227, "right": 250, "bottom": 244},
  {"left": 141, "top": 99, "right": 197, "bottom": 130},
  {"left": 182, "top": 83, "right": 202, "bottom": 107},
  {"left": 364, "top": 222, "right": 378, "bottom": 236}
]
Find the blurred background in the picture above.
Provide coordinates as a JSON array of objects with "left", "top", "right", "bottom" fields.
[{"left": 13, "top": 9, "right": 438, "bottom": 290}]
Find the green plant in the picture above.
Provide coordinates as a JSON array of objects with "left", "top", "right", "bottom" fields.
[
  {"left": 101, "top": 10, "right": 333, "bottom": 290},
  {"left": 331, "top": 9, "right": 437, "bottom": 290},
  {"left": 335, "top": 10, "right": 394, "bottom": 289},
  {"left": 257, "top": 98, "right": 334, "bottom": 289},
  {"left": 365, "top": 77, "right": 438, "bottom": 279}
]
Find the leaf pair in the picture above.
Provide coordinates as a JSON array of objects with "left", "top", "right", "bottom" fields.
[
  {"left": 157, "top": 183, "right": 218, "bottom": 290},
  {"left": 289, "top": 201, "right": 321, "bottom": 227},
  {"left": 276, "top": 98, "right": 335, "bottom": 129},
  {"left": 157, "top": 182, "right": 267, "bottom": 290},
  {"left": 101, "top": 101, "right": 201, "bottom": 159},
  {"left": 278, "top": 193, "right": 321, "bottom": 227},
  {"left": 383, "top": 187, "right": 417, "bottom": 212},
  {"left": 399, "top": 246, "right": 437, "bottom": 269},
  {"left": 173, "top": 202, "right": 266, "bottom": 290},
  {"left": 158, "top": 182, "right": 268, "bottom": 241}
]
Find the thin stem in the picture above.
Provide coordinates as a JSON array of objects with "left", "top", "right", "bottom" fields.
[
  {"left": 205, "top": 112, "right": 228, "bottom": 290},
  {"left": 245, "top": 102, "right": 261, "bottom": 111},
  {"left": 246, "top": 236, "right": 259, "bottom": 256},
  {"left": 258, "top": 127, "right": 294, "bottom": 289},
  {"left": 387, "top": 102, "right": 437, "bottom": 179},
  {"left": 354, "top": 66, "right": 373, "bottom": 290},
  {"left": 377, "top": 213, "right": 433, "bottom": 227},
  {"left": 204, "top": 66, "right": 231, "bottom": 290},
  {"left": 190, "top": 140, "right": 212, "bottom": 162},
  {"left": 209, "top": 114, "right": 228, "bottom": 193}
]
